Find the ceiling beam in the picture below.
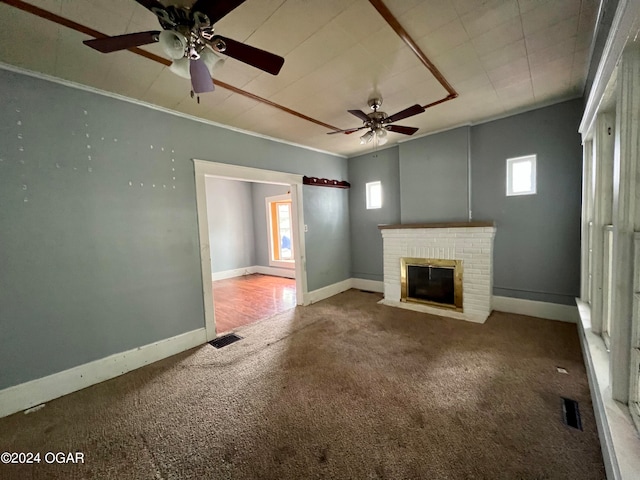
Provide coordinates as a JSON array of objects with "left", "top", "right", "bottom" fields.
[{"left": 368, "top": 0, "right": 458, "bottom": 109}]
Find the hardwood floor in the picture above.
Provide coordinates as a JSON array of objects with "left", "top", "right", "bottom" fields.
[{"left": 213, "top": 274, "right": 296, "bottom": 334}]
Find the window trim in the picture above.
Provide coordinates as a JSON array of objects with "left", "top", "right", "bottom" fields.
[
  {"left": 366, "top": 181, "right": 382, "bottom": 209},
  {"left": 506, "top": 154, "right": 537, "bottom": 196}
]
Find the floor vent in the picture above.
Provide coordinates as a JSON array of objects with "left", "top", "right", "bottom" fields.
[
  {"left": 561, "top": 397, "right": 583, "bottom": 430},
  {"left": 209, "top": 333, "right": 243, "bottom": 349}
]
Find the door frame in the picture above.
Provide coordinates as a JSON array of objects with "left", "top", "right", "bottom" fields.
[
  {"left": 265, "top": 193, "right": 296, "bottom": 269},
  {"left": 193, "top": 159, "right": 308, "bottom": 341}
]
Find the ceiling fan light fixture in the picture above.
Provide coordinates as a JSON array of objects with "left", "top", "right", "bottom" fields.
[
  {"left": 374, "top": 127, "right": 388, "bottom": 145},
  {"left": 169, "top": 57, "right": 191, "bottom": 79},
  {"left": 201, "top": 48, "right": 225, "bottom": 72},
  {"left": 159, "top": 30, "right": 187, "bottom": 60},
  {"left": 360, "top": 131, "right": 374, "bottom": 144}
]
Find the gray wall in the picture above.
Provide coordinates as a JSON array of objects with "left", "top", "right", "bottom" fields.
[
  {"left": 471, "top": 100, "right": 583, "bottom": 305},
  {"left": 0, "top": 68, "right": 348, "bottom": 390},
  {"left": 251, "top": 183, "right": 291, "bottom": 268},
  {"left": 348, "top": 100, "right": 583, "bottom": 305},
  {"left": 348, "top": 147, "right": 401, "bottom": 282},
  {"left": 399, "top": 126, "right": 470, "bottom": 223},
  {"left": 304, "top": 187, "right": 351, "bottom": 291},
  {"left": 205, "top": 177, "right": 255, "bottom": 273}
]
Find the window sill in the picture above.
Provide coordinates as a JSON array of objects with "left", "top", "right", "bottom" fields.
[
  {"left": 268, "top": 260, "right": 295, "bottom": 270},
  {"left": 576, "top": 299, "right": 640, "bottom": 480}
]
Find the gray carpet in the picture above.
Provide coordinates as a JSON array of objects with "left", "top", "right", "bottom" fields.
[{"left": 0, "top": 290, "right": 605, "bottom": 479}]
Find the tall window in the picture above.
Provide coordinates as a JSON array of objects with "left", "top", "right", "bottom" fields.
[
  {"left": 366, "top": 181, "right": 382, "bottom": 209},
  {"left": 266, "top": 194, "right": 294, "bottom": 268},
  {"left": 506, "top": 155, "right": 537, "bottom": 196}
]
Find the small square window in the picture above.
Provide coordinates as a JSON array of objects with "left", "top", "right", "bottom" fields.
[
  {"left": 507, "top": 155, "right": 537, "bottom": 196},
  {"left": 366, "top": 181, "right": 382, "bottom": 209}
]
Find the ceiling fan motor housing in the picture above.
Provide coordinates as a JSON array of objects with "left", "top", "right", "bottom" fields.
[
  {"left": 366, "top": 111, "right": 388, "bottom": 130},
  {"left": 368, "top": 96, "right": 383, "bottom": 111},
  {"left": 152, "top": 5, "right": 205, "bottom": 31}
]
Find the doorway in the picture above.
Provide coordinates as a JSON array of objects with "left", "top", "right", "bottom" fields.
[
  {"left": 266, "top": 193, "right": 295, "bottom": 268},
  {"left": 193, "top": 160, "right": 308, "bottom": 341}
]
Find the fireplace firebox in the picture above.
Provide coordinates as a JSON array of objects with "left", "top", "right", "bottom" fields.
[{"left": 400, "top": 258, "right": 463, "bottom": 310}]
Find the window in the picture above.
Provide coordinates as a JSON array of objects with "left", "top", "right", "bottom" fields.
[
  {"left": 506, "top": 155, "right": 537, "bottom": 196},
  {"left": 266, "top": 194, "right": 294, "bottom": 268},
  {"left": 366, "top": 181, "right": 382, "bottom": 209}
]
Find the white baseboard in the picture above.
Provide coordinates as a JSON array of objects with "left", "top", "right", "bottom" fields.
[
  {"left": 304, "top": 278, "right": 383, "bottom": 305},
  {"left": 252, "top": 265, "right": 295, "bottom": 278},
  {"left": 305, "top": 279, "right": 352, "bottom": 305},
  {"left": 0, "top": 328, "right": 207, "bottom": 419},
  {"left": 351, "top": 278, "right": 384, "bottom": 293},
  {"left": 492, "top": 296, "right": 578, "bottom": 323},
  {"left": 212, "top": 267, "right": 252, "bottom": 281},
  {"left": 212, "top": 265, "right": 295, "bottom": 281}
]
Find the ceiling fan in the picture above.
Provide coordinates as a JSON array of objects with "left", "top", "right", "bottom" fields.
[
  {"left": 328, "top": 96, "right": 425, "bottom": 145},
  {"left": 83, "top": 0, "right": 285, "bottom": 95}
]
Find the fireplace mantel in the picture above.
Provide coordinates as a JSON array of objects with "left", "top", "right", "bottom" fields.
[{"left": 379, "top": 221, "right": 495, "bottom": 230}]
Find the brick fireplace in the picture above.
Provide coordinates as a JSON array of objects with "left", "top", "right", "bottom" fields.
[{"left": 379, "top": 222, "right": 496, "bottom": 323}]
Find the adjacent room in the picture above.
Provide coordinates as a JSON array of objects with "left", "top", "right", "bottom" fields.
[
  {"left": 0, "top": 0, "right": 639, "bottom": 479},
  {"left": 204, "top": 176, "right": 297, "bottom": 333}
]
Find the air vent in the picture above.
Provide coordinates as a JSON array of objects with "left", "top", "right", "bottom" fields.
[
  {"left": 561, "top": 397, "right": 583, "bottom": 430},
  {"left": 209, "top": 333, "right": 242, "bottom": 349}
]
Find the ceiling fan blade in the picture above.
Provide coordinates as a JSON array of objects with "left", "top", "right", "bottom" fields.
[
  {"left": 348, "top": 110, "right": 370, "bottom": 122},
  {"left": 210, "top": 36, "right": 284, "bottom": 75},
  {"left": 190, "top": 58, "right": 215, "bottom": 94},
  {"left": 134, "top": 0, "right": 165, "bottom": 13},
  {"left": 192, "top": 0, "right": 246, "bottom": 24},
  {"left": 387, "top": 125, "right": 419, "bottom": 135},
  {"left": 327, "top": 126, "right": 367, "bottom": 135},
  {"left": 83, "top": 31, "right": 160, "bottom": 53},
  {"left": 385, "top": 104, "right": 425, "bottom": 124}
]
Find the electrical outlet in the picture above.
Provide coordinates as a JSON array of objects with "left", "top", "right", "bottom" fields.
[{"left": 304, "top": 224, "right": 308, "bottom": 232}]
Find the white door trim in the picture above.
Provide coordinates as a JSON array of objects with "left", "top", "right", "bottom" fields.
[{"left": 192, "top": 160, "right": 308, "bottom": 341}]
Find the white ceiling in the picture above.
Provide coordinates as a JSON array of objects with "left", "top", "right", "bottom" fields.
[{"left": 0, "top": 0, "right": 600, "bottom": 156}]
